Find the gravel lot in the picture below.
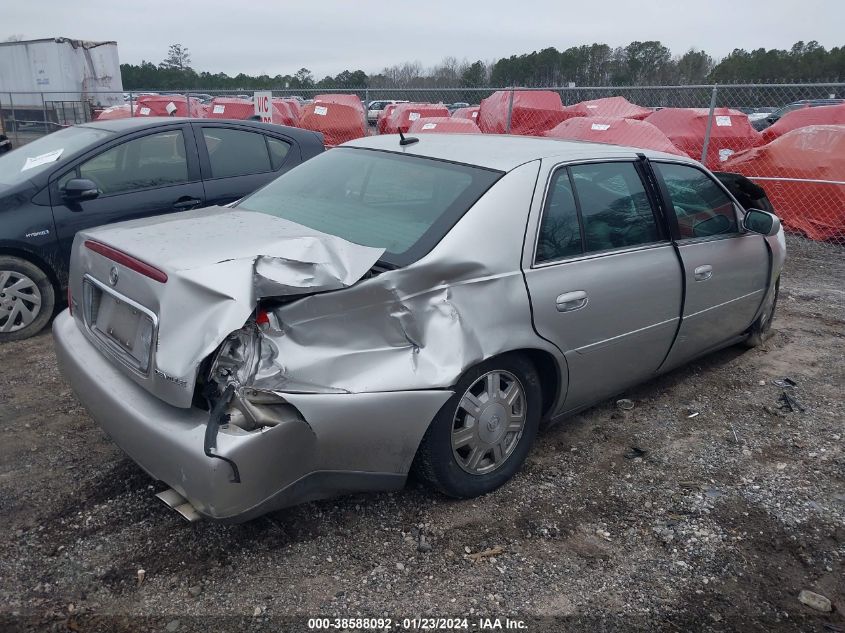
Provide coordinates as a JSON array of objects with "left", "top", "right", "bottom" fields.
[{"left": 1, "top": 235, "right": 843, "bottom": 633}]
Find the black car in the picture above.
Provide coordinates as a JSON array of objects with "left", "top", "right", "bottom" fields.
[
  {"left": 751, "top": 98, "right": 844, "bottom": 131},
  {"left": 0, "top": 117, "right": 324, "bottom": 341}
]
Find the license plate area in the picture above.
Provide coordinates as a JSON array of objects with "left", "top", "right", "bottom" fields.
[{"left": 82, "top": 276, "right": 157, "bottom": 375}]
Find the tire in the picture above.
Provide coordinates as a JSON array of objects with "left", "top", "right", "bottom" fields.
[
  {"left": 745, "top": 277, "right": 779, "bottom": 348},
  {"left": 413, "top": 354, "right": 542, "bottom": 498},
  {"left": 0, "top": 256, "right": 56, "bottom": 342}
]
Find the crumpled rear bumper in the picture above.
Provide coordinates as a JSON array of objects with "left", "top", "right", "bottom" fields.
[{"left": 53, "top": 310, "right": 452, "bottom": 522}]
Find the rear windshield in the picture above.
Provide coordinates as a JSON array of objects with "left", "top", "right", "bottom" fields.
[
  {"left": 237, "top": 147, "right": 502, "bottom": 267},
  {"left": 0, "top": 126, "right": 112, "bottom": 187}
]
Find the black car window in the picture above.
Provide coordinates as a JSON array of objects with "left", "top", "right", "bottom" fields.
[
  {"left": 266, "top": 137, "right": 291, "bottom": 171},
  {"left": 536, "top": 170, "right": 582, "bottom": 263},
  {"left": 0, "top": 125, "right": 112, "bottom": 187},
  {"left": 203, "top": 128, "right": 272, "bottom": 178},
  {"left": 569, "top": 162, "right": 661, "bottom": 252},
  {"left": 655, "top": 162, "right": 738, "bottom": 239},
  {"left": 77, "top": 130, "right": 189, "bottom": 196}
]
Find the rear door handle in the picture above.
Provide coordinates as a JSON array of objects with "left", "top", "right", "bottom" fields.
[
  {"left": 694, "top": 265, "right": 713, "bottom": 281},
  {"left": 173, "top": 197, "right": 202, "bottom": 210},
  {"left": 556, "top": 290, "right": 588, "bottom": 313}
]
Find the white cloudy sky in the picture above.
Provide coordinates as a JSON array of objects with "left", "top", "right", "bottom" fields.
[{"left": 6, "top": 0, "right": 843, "bottom": 77}]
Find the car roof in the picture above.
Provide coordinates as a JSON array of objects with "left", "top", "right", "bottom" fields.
[
  {"left": 345, "top": 133, "right": 694, "bottom": 171},
  {"left": 78, "top": 117, "right": 323, "bottom": 143},
  {"left": 789, "top": 99, "right": 844, "bottom": 106}
]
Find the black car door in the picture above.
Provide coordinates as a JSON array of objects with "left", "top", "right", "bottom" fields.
[
  {"left": 192, "top": 123, "right": 298, "bottom": 206},
  {"left": 50, "top": 123, "right": 205, "bottom": 261}
]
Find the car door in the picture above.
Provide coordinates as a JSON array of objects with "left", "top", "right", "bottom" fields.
[
  {"left": 194, "top": 124, "right": 296, "bottom": 207},
  {"left": 50, "top": 124, "right": 204, "bottom": 262},
  {"left": 523, "top": 160, "right": 684, "bottom": 413},
  {"left": 651, "top": 161, "right": 771, "bottom": 370}
]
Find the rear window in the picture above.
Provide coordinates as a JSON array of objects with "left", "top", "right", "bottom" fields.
[{"left": 237, "top": 147, "right": 502, "bottom": 267}]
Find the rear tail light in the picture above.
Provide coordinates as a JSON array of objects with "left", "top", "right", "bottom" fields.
[
  {"left": 67, "top": 286, "right": 72, "bottom": 315},
  {"left": 84, "top": 240, "right": 168, "bottom": 283}
]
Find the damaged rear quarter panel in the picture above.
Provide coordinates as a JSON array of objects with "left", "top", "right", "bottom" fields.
[
  {"left": 72, "top": 208, "right": 385, "bottom": 407},
  {"left": 260, "top": 160, "right": 566, "bottom": 396}
]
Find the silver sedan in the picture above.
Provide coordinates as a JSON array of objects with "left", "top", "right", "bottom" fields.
[{"left": 53, "top": 134, "right": 785, "bottom": 521}]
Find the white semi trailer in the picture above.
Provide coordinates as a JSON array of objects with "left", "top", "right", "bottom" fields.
[{"left": 0, "top": 37, "right": 123, "bottom": 109}]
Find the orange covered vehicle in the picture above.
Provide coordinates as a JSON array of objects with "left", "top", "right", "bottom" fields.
[
  {"left": 313, "top": 93, "right": 365, "bottom": 114},
  {"left": 723, "top": 125, "right": 845, "bottom": 241},
  {"left": 134, "top": 95, "right": 205, "bottom": 118},
  {"left": 760, "top": 103, "right": 845, "bottom": 143},
  {"left": 565, "top": 96, "right": 652, "bottom": 120},
  {"left": 206, "top": 97, "right": 254, "bottom": 120},
  {"left": 477, "top": 90, "right": 572, "bottom": 136},
  {"left": 544, "top": 116, "right": 685, "bottom": 156},
  {"left": 273, "top": 99, "right": 301, "bottom": 126},
  {"left": 407, "top": 117, "right": 481, "bottom": 134},
  {"left": 645, "top": 108, "right": 761, "bottom": 169},
  {"left": 377, "top": 104, "right": 399, "bottom": 135},
  {"left": 299, "top": 94, "right": 366, "bottom": 147},
  {"left": 383, "top": 103, "right": 450, "bottom": 134},
  {"left": 206, "top": 97, "right": 298, "bottom": 127},
  {"left": 95, "top": 104, "right": 139, "bottom": 120},
  {"left": 451, "top": 106, "right": 480, "bottom": 122}
]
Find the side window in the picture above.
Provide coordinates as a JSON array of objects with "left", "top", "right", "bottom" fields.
[
  {"left": 77, "top": 130, "right": 189, "bottom": 196},
  {"left": 655, "top": 163, "right": 738, "bottom": 239},
  {"left": 536, "top": 169, "right": 582, "bottom": 262},
  {"left": 202, "top": 128, "right": 272, "bottom": 178},
  {"left": 570, "top": 162, "right": 661, "bottom": 252},
  {"left": 266, "top": 137, "right": 291, "bottom": 170}
]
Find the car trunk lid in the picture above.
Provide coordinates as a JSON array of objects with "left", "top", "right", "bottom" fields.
[{"left": 70, "top": 206, "right": 384, "bottom": 407}]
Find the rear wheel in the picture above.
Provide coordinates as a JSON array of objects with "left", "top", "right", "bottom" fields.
[
  {"left": 0, "top": 256, "right": 55, "bottom": 342},
  {"left": 413, "top": 354, "right": 542, "bottom": 498},
  {"left": 745, "top": 278, "right": 779, "bottom": 348}
]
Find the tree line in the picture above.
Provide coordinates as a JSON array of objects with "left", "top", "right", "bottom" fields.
[{"left": 119, "top": 40, "right": 845, "bottom": 91}]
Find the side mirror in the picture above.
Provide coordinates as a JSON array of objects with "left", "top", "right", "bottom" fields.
[
  {"left": 743, "top": 209, "right": 781, "bottom": 237},
  {"left": 62, "top": 178, "right": 100, "bottom": 202}
]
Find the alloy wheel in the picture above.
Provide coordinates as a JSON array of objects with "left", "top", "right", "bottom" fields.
[{"left": 451, "top": 370, "right": 527, "bottom": 475}]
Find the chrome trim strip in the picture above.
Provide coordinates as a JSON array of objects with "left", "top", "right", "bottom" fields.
[
  {"left": 572, "top": 316, "right": 680, "bottom": 354},
  {"left": 748, "top": 176, "right": 845, "bottom": 187},
  {"left": 684, "top": 289, "right": 764, "bottom": 320},
  {"left": 532, "top": 241, "right": 671, "bottom": 269}
]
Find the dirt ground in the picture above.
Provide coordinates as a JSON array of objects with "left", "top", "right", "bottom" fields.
[{"left": 0, "top": 235, "right": 842, "bottom": 633}]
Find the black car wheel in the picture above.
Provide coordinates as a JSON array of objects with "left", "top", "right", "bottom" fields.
[
  {"left": 0, "top": 256, "right": 55, "bottom": 342},
  {"left": 413, "top": 354, "right": 542, "bottom": 498}
]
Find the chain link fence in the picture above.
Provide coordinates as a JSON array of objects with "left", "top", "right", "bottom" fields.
[{"left": 2, "top": 83, "right": 843, "bottom": 243}]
